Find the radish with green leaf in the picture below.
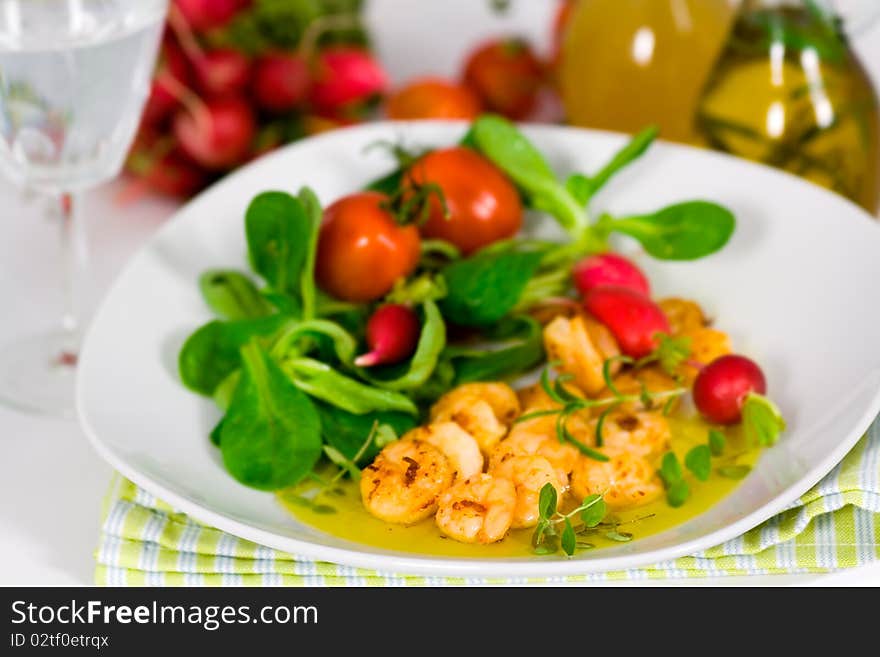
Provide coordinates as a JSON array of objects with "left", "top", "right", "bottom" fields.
[
  {"left": 355, "top": 304, "right": 421, "bottom": 368},
  {"left": 693, "top": 354, "right": 785, "bottom": 445}
]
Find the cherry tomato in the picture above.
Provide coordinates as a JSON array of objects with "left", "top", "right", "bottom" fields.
[
  {"left": 405, "top": 147, "right": 523, "bottom": 254},
  {"left": 386, "top": 77, "right": 482, "bottom": 120},
  {"left": 315, "top": 192, "right": 421, "bottom": 302},
  {"left": 462, "top": 38, "right": 545, "bottom": 120}
]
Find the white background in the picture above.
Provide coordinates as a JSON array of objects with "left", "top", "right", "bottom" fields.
[{"left": 1, "top": 0, "right": 879, "bottom": 586}]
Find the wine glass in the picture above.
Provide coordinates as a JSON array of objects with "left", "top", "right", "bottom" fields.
[{"left": 0, "top": 0, "right": 169, "bottom": 417}]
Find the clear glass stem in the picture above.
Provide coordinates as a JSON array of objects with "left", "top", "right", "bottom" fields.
[{"left": 55, "top": 191, "right": 80, "bottom": 367}]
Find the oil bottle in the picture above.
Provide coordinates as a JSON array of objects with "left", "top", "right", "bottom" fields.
[
  {"left": 558, "top": 0, "right": 737, "bottom": 144},
  {"left": 695, "top": 0, "right": 880, "bottom": 213}
]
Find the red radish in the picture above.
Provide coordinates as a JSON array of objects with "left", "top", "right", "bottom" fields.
[
  {"left": 173, "top": 96, "right": 255, "bottom": 169},
  {"left": 693, "top": 355, "right": 767, "bottom": 425},
  {"left": 584, "top": 286, "right": 670, "bottom": 358},
  {"left": 310, "top": 47, "right": 388, "bottom": 115},
  {"left": 354, "top": 305, "right": 421, "bottom": 367},
  {"left": 121, "top": 150, "right": 207, "bottom": 201},
  {"left": 173, "top": 0, "right": 248, "bottom": 33},
  {"left": 122, "top": 128, "right": 207, "bottom": 201},
  {"left": 140, "top": 151, "right": 207, "bottom": 198},
  {"left": 142, "top": 78, "right": 178, "bottom": 127},
  {"left": 194, "top": 48, "right": 251, "bottom": 97},
  {"left": 573, "top": 253, "right": 651, "bottom": 297},
  {"left": 253, "top": 52, "right": 311, "bottom": 113},
  {"left": 142, "top": 40, "right": 192, "bottom": 126}
]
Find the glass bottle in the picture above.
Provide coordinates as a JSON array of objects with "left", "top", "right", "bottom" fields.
[
  {"left": 557, "top": 0, "right": 738, "bottom": 144},
  {"left": 694, "top": 0, "right": 880, "bottom": 213}
]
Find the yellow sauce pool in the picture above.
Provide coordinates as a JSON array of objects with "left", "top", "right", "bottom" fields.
[{"left": 278, "top": 416, "right": 759, "bottom": 558}]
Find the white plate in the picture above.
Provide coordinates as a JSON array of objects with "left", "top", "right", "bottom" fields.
[{"left": 77, "top": 122, "right": 880, "bottom": 578}]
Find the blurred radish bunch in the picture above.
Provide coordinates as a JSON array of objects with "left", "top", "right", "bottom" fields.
[{"left": 124, "top": 0, "right": 386, "bottom": 199}]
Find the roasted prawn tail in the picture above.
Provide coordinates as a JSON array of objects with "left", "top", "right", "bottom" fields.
[
  {"left": 403, "top": 422, "right": 484, "bottom": 481},
  {"left": 360, "top": 439, "right": 455, "bottom": 524},
  {"left": 570, "top": 451, "right": 663, "bottom": 510},
  {"left": 490, "top": 427, "right": 580, "bottom": 490},
  {"left": 490, "top": 454, "right": 566, "bottom": 529},
  {"left": 543, "top": 314, "right": 621, "bottom": 396},
  {"left": 435, "top": 473, "right": 516, "bottom": 544},
  {"left": 430, "top": 382, "right": 521, "bottom": 456},
  {"left": 592, "top": 410, "right": 671, "bottom": 460}
]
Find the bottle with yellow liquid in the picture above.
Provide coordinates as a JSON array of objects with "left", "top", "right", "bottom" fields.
[
  {"left": 695, "top": 0, "right": 879, "bottom": 213},
  {"left": 558, "top": 0, "right": 738, "bottom": 144}
]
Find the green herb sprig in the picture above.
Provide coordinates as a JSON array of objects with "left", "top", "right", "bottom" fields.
[
  {"left": 532, "top": 483, "right": 654, "bottom": 556},
  {"left": 533, "top": 484, "right": 609, "bottom": 556},
  {"left": 469, "top": 115, "right": 736, "bottom": 261},
  {"left": 283, "top": 421, "right": 400, "bottom": 515},
  {"left": 657, "top": 427, "right": 753, "bottom": 508},
  {"left": 517, "top": 362, "right": 687, "bottom": 460}
]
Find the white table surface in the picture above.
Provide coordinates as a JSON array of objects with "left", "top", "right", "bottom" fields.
[{"left": 2, "top": 0, "right": 880, "bottom": 587}]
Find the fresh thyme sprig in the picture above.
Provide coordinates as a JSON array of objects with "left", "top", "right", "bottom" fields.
[
  {"left": 532, "top": 483, "right": 608, "bottom": 556},
  {"left": 532, "top": 483, "right": 657, "bottom": 556},
  {"left": 642, "top": 333, "right": 693, "bottom": 377},
  {"left": 602, "top": 333, "right": 693, "bottom": 381},
  {"left": 517, "top": 362, "right": 687, "bottom": 461}
]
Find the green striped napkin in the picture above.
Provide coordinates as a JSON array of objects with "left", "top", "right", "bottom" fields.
[{"left": 95, "top": 417, "right": 880, "bottom": 585}]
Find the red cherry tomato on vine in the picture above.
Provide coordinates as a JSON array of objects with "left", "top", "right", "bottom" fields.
[
  {"left": 315, "top": 192, "right": 421, "bottom": 303},
  {"left": 405, "top": 147, "right": 523, "bottom": 255},
  {"left": 386, "top": 77, "right": 482, "bottom": 120},
  {"left": 462, "top": 37, "right": 545, "bottom": 120}
]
